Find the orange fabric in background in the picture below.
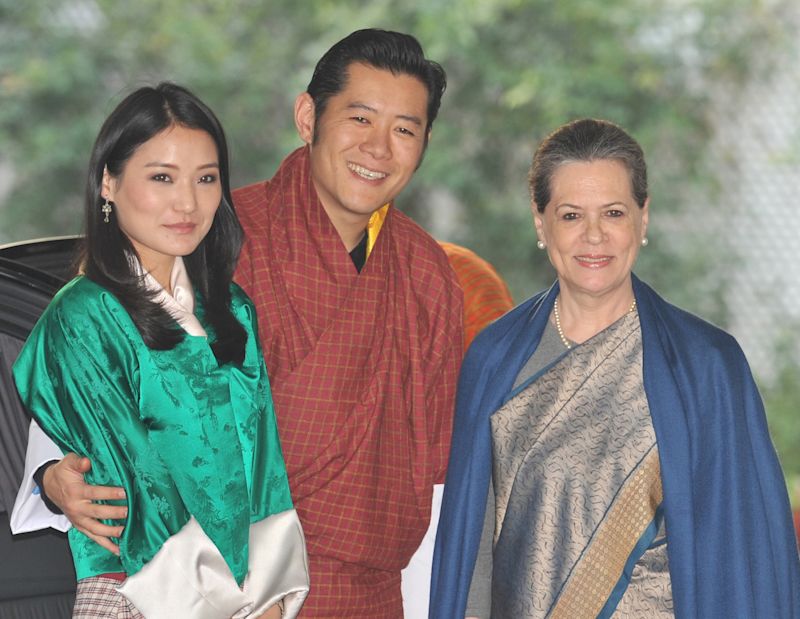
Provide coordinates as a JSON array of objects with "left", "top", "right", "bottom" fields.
[{"left": 438, "top": 241, "right": 514, "bottom": 349}]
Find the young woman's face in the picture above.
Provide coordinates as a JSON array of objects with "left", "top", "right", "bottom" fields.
[{"left": 103, "top": 124, "right": 221, "bottom": 283}]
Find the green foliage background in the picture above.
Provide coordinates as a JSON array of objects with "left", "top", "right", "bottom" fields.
[{"left": 1, "top": 0, "right": 797, "bottom": 503}]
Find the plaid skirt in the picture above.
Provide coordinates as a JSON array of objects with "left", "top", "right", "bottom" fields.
[{"left": 72, "top": 576, "right": 144, "bottom": 619}]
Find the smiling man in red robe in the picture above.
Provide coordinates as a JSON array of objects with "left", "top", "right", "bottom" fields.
[
  {"left": 232, "top": 31, "right": 463, "bottom": 616},
  {"left": 18, "top": 29, "right": 463, "bottom": 617}
]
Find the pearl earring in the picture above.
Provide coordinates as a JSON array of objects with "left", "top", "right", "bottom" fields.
[
  {"left": 641, "top": 237, "right": 648, "bottom": 247},
  {"left": 537, "top": 240, "right": 545, "bottom": 250}
]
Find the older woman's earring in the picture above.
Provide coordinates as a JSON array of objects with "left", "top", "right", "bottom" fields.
[
  {"left": 641, "top": 237, "right": 649, "bottom": 247},
  {"left": 537, "top": 240, "right": 546, "bottom": 250},
  {"left": 101, "top": 199, "right": 113, "bottom": 223}
]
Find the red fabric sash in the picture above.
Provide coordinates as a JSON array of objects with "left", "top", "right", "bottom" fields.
[{"left": 234, "top": 147, "right": 462, "bottom": 615}]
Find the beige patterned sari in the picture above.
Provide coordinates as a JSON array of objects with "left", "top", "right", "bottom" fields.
[{"left": 489, "top": 311, "right": 673, "bottom": 618}]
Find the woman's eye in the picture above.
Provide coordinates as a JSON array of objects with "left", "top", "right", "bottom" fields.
[
  {"left": 607, "top": 209, "right": 624, "bottom": 217},
  {"left": 151, "top": 173, "right": 170, "bottom": 182},
  {"left": 199, "top": 174, "right": 217, "bottom": 184},
  {"left": 562, "top": 212, "right": 579, "bottom": 220}
]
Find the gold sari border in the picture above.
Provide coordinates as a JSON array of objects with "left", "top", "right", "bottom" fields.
[{"left": 550, "top": 448, "right": 664, "bottom": 618}]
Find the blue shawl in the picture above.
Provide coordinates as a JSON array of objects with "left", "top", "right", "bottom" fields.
[{"left": 430, "top": 275, "right": 800, "bottom": 618}]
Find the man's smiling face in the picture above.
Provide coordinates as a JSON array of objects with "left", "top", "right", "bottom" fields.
[{"left": 296, "top": 62, "right": 429, "bottom": 246}]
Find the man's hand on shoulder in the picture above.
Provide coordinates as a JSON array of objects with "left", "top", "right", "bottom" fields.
[{"left": 42, "top": 453, "right": 128, "bottom": 556}]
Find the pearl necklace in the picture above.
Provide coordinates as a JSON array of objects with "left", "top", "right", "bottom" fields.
[{"left": 553, "top": 296, "right": 637, "bottom": 350}]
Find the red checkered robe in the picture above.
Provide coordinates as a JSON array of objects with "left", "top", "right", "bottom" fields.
[
  {"left": 438, "top": 242, "right": 514, "bottom": 349},
  {"left": 234, "top": 147, "right": 463, "bottom": 617}
]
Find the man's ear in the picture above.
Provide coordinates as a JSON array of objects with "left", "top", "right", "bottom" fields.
[{"left": 294, "top": 92, "right": 315, "bottom": 145}]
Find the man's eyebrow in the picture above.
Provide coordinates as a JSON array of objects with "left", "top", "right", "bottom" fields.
[
  {"left": 346, "top": 102, "right": 423, "bottom": 126},
  {"left": 346, "top": 102, "right": 378, "bottom": 115},
  {"left": 396, "top": 113, "right": 423, "bottom": 126}
]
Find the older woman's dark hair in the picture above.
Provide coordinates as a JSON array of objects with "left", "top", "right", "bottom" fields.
[
  {"left": 306, "top": 28, "right": 446, "bottom": 145},
  {"left": 529, "top": 118, "right": 648, "bottom": 213},
  {"left": 82, "top": 82, "right": 246, "bottom": 364}
]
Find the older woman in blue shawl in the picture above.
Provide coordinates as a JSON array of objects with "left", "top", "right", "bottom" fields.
[{"left": 430, "top": 118, "right": 800, "bottom": 618}]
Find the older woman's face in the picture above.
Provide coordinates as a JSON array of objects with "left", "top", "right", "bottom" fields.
[{"left": 534, "top": 159, "right": 648, "bottom": 302}]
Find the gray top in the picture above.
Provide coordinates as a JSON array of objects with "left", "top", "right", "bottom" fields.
[{"left": 464, "top": 319, "right": 568, "bottom": 618}]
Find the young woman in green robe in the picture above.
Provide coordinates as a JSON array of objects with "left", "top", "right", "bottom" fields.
[{"left": 13, "top": 83, "right": 309, "bottom": 619}]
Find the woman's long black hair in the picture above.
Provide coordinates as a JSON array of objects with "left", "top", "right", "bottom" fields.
[{"left": 82, "top": 82, "right": 246, "bottom": 364}]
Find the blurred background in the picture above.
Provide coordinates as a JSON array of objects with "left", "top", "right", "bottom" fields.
[{"left": 1, "top": 0, "right": 798, "bottom": 506}]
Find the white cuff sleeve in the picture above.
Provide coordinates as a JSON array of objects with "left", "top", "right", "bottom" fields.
[
  {"left": 9, "top": 419, "right": 71, "bottom": 534},
  {"left": 118, "top": 509, "right": 309, "bottom": 619},
  {"left": 401, "top": 483, "right": 443, "bottom": 619}
]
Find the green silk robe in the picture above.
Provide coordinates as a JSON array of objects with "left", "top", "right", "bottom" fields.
[{"left": 13, "top": 276, "right": 294, "bottom": 585}]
